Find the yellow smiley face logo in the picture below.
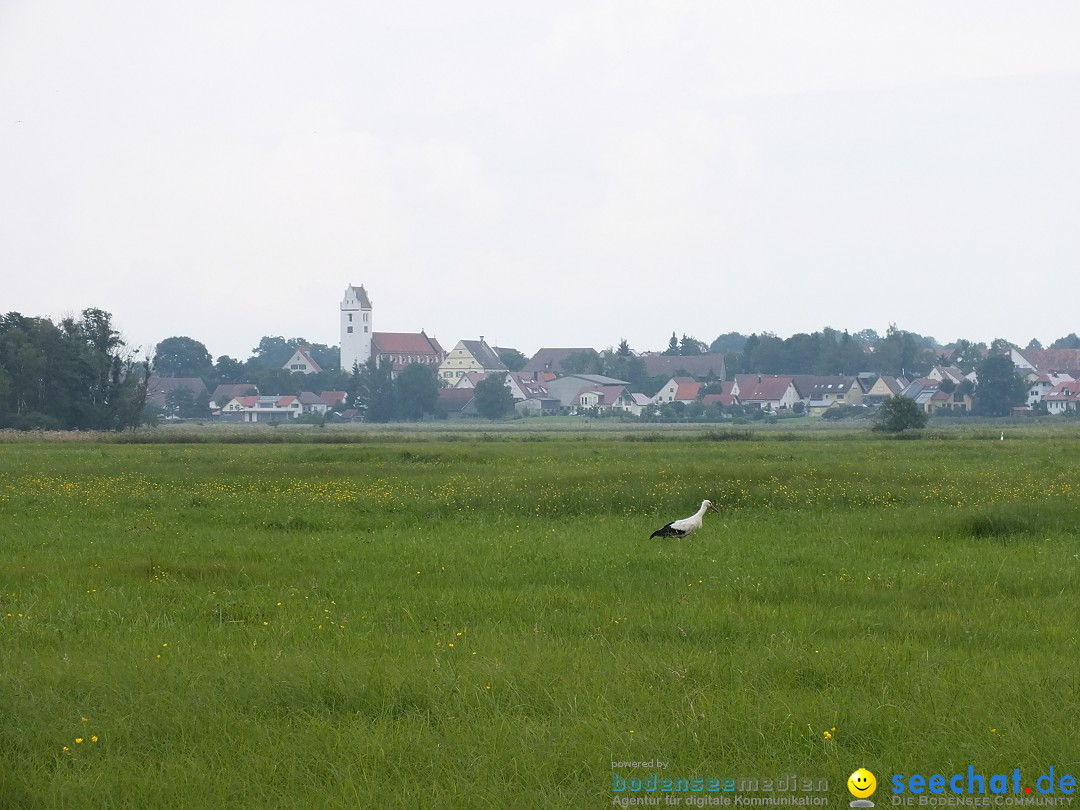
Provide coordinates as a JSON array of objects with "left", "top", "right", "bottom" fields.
[{"left": 848, "top": 769, "right": 877, "bottom": 798}]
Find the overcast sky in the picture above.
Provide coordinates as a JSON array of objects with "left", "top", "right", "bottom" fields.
[{"left": 2, "top": 2, "right": 1078, "bottom": 361}]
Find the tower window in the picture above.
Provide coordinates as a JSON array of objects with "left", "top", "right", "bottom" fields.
[
  {"left": 347, "top": 326, "right": 353, "bottom": 334},
  {"left": 348, "top": 314, "right": 353, "bottom": 322}
]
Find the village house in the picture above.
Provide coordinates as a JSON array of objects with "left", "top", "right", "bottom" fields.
[
  {"left": 791, "top": 376, "right": 863, "bottom": 414},
  {"left": 926, "top": 365, "right": 970, "bottom": 385},
  {"left": 298, "top": 392, "right": 330, "bottom": 415},
  {"left": 1027, "top": 372, "right": 1075, "bottom": 406},
  {"left": 652, "top": 377, "right": 702, "bottom": 405},
  {"left": 731, "top": 375, "right": 801, "bottom": 412},
  {"left": 543, "top": 374, "right": 630, "bottom": 409},
  {"left": 900, "top": 378, "right": 941, "bottom": 413},
  {"left": 209, "top": 383, "right": 257, "bottom": 410},
  {"left": 439, "top": 337, "right": 507, "bottom": 383},
  {"left": 221, "top": 395, "right": 303, "bottom": 423},
  {"left": 281, "top": 346, "right": 322, "bottom": 375},
  {"left": 863, "top": 375, "right": 910, "bottom": 405},
  {"left": 506, "top": 372, "right": 554, "bottom": 401},
  {"left": 1044, "top": 380, "right": 1080, "bottom": 415}
]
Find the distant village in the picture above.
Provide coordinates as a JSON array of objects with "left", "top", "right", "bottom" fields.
[{"left": 145, "top": 284, "right": 1080, "bottom": 423}]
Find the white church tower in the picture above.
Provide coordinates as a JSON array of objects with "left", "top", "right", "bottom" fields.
[{"left": 340, "top": 284, "right": 373, "bottom": 373}]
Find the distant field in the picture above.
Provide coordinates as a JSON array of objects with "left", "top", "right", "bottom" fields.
[{"left": 1, "top": 430, "right": 1078, "bottom": 807}]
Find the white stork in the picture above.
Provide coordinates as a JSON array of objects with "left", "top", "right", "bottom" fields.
[{"left": 649, "top": 499, "right": 719, "bottom": 539}]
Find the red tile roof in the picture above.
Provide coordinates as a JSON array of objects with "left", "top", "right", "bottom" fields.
[
  {"left": 674, "top": 381, "right": 703, "bottom": 401},
  {"left": 372, "top": 331, "right": 445, "bottom": 356},
  {"left": 702, "top": 393, "right": 737, "bottom": 406},
  {"left": 1018, "top": 348, "right": 1080, "bottom": 374},
  {"left": 1045, "top": 381, "right": 1080, "bottom": 401},
  {"left": 734, "top": 375, "right": 795, "bottom": 401},
  {"left": 320, "top": 391, "right": 348, "bottom": 406}
]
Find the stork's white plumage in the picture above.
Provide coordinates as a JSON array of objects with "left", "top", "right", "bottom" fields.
[{"left": 649, "top": 499, "right": 719, "bottom": 539}]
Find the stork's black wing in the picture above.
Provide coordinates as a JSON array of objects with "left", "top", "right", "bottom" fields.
[{"left": 649, "top": 523, "right": 688, "bottom": 539}]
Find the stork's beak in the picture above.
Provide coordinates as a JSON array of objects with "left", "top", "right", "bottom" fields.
[{"left": 707, "top": 502, "right": 719, "bottom": 513}]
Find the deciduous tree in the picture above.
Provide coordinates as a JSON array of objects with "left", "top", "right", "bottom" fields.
[
  {"left": 973, "top": 355, "right": 1026, "bottom": 416},
  {"left": 873, "top": 396, "right": 928, "bottom": 432},
  {"left": 152, "top": 336, "right": 213, "bottom": 379},
  {"left": 496, "top": 347, "right": 528, "bottom": 371},
  {"left": 394, "top": 363, "right": 439, "bottom": 420},
  {"left": 473, "top": 374, "right": 515, "bottom": 419}
]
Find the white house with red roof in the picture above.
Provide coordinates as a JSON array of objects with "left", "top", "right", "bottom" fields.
[
  {"left": 1044, "top": 380, "right": 1080, "bottom": 414},
  {"left": 652, "top": 377, "right": 703, "bottom": 405},
  {"left": 731, "top": 375, "right": 800, "bottom": 411},
  {"left": 574, "top": 384, "right": 641, "bottom": 414},
  {"left": 282, "top": 346, "right": 323, "bottom": 375},
  {"left": 1027, "top": 372, "right": 1074, "bottom": 406},
  {"left": 209, "top": 383, "right": 258, "bottom": 409},
  {"left": 221, "top": 395, "right": 303, "bottom": 422},
  {"left": 506, "top": 372, "right": 551, "bottom": 401}
]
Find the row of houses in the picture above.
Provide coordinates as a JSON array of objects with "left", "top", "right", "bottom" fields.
[
  {"left": 438, "top": 367, "right": 981, "bottom": 418},
  {"left": 1010, "top": 348, "right": 1080, "bottom": 415},
  {"left": 146, "top": 345, "right": 1080, "bottom": 421}
]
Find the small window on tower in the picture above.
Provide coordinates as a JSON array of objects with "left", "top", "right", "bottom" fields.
[
  {"left": 347, "top": 326, "right": 353, "bottom": 334},
  {"left": 348, "top": 314, "right": 353, "bottom": 322},
  {"left": 364, "top": 326, "right": 368, "bottom": 333}
]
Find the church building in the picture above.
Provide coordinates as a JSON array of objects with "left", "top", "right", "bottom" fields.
[{"left": 339, "top": 284, "right": 446, "bottom": 376}]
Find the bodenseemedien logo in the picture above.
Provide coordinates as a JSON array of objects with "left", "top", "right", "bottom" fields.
[{"left": 848, "top": 768, "right": 877, "bottom": 808}]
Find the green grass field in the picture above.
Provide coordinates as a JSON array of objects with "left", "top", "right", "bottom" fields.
[{"left": 1, "top": 429, "right": 1079, "bottom": 808}]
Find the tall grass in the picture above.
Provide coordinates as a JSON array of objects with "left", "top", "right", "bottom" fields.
[{"left": 1, "top": 434, "right": 1078, "bottom": 807}]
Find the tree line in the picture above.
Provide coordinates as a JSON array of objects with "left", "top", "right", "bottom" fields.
[{"left": 0, "top": 310, "right": 148, "bottom": 430}]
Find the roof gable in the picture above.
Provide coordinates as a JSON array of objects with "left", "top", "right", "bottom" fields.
[
  {"left": 458, "top": 340, "right": 508, "bottom": 370},
  {"left": 343, "top": 284, "right": 372, "bottom": 309},
  {"left": 283, "top": 346, "right": 323, "bottom": 373}
]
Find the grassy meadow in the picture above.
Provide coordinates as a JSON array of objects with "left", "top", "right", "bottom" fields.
[{"left": 1, "top": 428, "right": 1079, "bottom": 807}]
